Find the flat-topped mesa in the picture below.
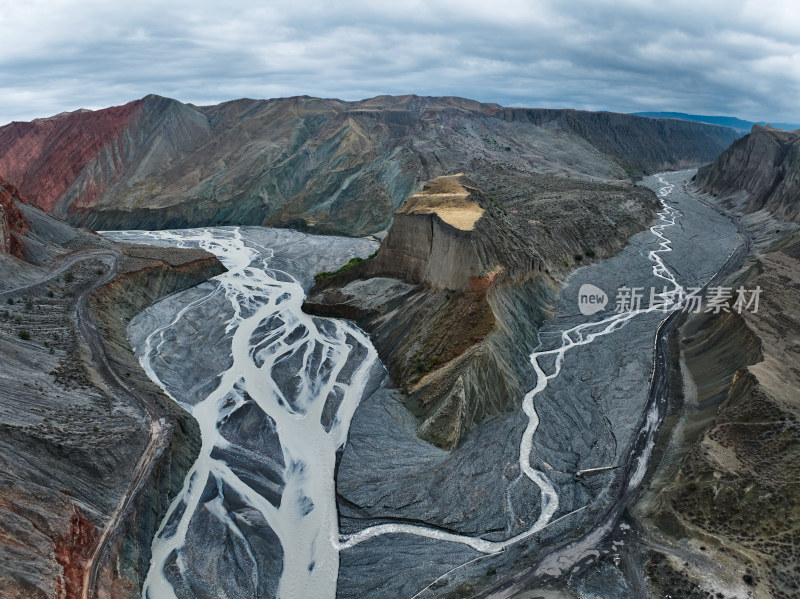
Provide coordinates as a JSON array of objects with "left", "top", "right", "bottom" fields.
[
  {"left": 396, "top": 174, "right": 484, "bottom": 230},
  {"left": 361, "top": 174, "right": 507, "bottom": 291},
  {"left": 304, "top": 172, "right": 660, "bottom": 450}
]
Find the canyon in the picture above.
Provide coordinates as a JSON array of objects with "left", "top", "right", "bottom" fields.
[{"left": 0, "top": 96, "right": 797, "bottom": 599}]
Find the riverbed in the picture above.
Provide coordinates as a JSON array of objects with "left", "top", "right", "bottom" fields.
[{"left": 104, "top": 169, "right": 741, "bottom": 598}]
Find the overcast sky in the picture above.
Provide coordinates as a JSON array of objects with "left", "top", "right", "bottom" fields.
[{"left": 1, "top": 0, "right": 799, "bottom": 125}]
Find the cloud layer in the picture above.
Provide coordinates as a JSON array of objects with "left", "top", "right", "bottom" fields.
[{"left": 1, "top": 0, "right": 798, "bottom": 124}]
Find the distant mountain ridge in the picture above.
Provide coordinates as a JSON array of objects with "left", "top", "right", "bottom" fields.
[
  {"left": 0, "top": 94, "right": 740, "bottom": 235},
  {"left": 633, "top": 111, "right": 800, "bottom": 135}
]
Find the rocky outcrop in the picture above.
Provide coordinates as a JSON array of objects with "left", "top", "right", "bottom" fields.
[
  {"left": 695, "top": 125, "right": 800, "bottom": 221},
  {"left": 0, "top": 94, "right": 737, "bottom": 236},
  {"left": 359, "top": 175, "right": 505, "bottom": 290},
  {"left": 304, "top": 173, "right": 660, "bottom": 449},
  {"left": 0, "top": 177, "right": 29, "bottom": 259}
]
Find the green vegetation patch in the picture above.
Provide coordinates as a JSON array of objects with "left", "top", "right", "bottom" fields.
[{"left": 314, "top": 252, "right": 376, "bottom": 282}]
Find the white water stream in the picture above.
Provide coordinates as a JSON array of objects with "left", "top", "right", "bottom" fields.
[
  {"left": 109, "top": 175, "right": 684, "bottom": 598},
  {"left": 109, "top": 228, "right": 378, "bottom": 598},
  {"left": 337, "top": 175, "right": 685, "bottom": 555}
]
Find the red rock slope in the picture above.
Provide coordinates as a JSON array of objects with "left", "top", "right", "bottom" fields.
[
  {"left": 0, "top": 101, "right": 144, "bottom": 212},
  {"left": 0, "top": 176, "right": 29, "bottom": 259}
]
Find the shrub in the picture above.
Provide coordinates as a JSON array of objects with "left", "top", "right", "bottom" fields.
[
  {"left": 63, "top": 272, "right": 74, "bottom": 283},
  {"left": 574, "top": 253, "right": 584, "bottom": 262},
  {"left": 17, "top": 330, "right": 30, "bottom": 340},
  {"left": 7, "top": 298, "right": 13, "bottom": 305},
  {"left": 585, "top": 248, "right": 596, "bottom": 258}
]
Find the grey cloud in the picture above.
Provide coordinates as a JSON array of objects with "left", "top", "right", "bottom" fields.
[{"left": 0, "top": 0, "right": 798, "bottom": 124}]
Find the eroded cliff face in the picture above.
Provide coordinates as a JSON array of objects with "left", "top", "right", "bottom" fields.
[
  {"left": 89, "top": 244, "right": 226, "bottom": 598},
  {"left": 304, "top": 173, "right": 660, "bottom": 449},
  {"left": 0, "top": 94, "right": 737, "bottom": 236},
  {"left": 695, "top": 125, "right": 800, "bottom": 222},
  {"left": 362, "top": 175, "right": 501, "bottom": 290},
  {"left": 0, "top": 177, "right": 29, "bottom": 259}
]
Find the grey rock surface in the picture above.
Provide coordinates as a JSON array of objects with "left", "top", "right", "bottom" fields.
[
  {"left": 0, "top": 198, "right": 223, "bottom": 598},
  {"left": 695, "top": 124, "right": 800, "bottom": 222}
]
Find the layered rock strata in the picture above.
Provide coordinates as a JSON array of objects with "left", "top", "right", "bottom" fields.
[
  {"left": 645, "top": 233, "right": 800, "bottom": 599},
  {"left": 695, "top": 125, "right": 800, "bottom": 222},
  {"left": 0, "top": 199, "right": 223, "bottom": 598},
  {"left": 0, "top": 95, "right": 737, "bottom": 236}
]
